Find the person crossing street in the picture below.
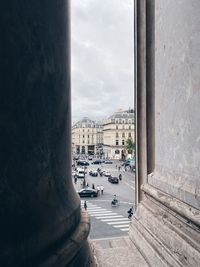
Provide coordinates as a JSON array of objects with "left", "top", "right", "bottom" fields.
[{"left": 100, "top": 185, "right": 104, "bottom": 195}]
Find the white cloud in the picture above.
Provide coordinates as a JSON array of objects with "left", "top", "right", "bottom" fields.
[{"left": 71, "top": 0, "right": 134, "bottom": 122}]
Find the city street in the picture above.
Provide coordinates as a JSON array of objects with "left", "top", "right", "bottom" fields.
[{"left": 73, "top": 160, "right": 135, "bottom": 239}]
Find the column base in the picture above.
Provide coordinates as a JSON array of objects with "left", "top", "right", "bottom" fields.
[
  {"left": 35, "top": 210, "right": 94, "bottom": 267},
  {"left": 129, "top": 194, "right": 200, "bottom": 266}
]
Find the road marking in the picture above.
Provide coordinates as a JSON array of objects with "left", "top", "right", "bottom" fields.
[
  {"left": 113, "top": 224, "right": 130, "bottom": 228},
  {"left": 107, "top": 221, "right": 130, "bottom": 225},
  {"left": 124, "top": 181, "right": 134, "bottom": 190},
  {"left": 87, "top": 208, "right": 106, "bottom": 211},
  {"left": 90, "top": 212, "right": 113, "bottom": 216},
  {"left": 95, "top": 215, "right": 119, "bottom": 219},
  {"left": 86, "top": 201, "right": 131, "bottom": 232},
  {"left": 101, "top": 218, "right": 129, "bottom": 222}
]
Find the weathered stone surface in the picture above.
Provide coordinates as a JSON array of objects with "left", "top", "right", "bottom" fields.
[
  {"left": 90, "top": 237, "right": 148, "bottom": 267},
  {"left": 152, "top": 0, "right": 200, "bottom": 209}
]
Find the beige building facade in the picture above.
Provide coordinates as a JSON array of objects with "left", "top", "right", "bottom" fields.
[
  {"left": 72, "top": 117, "right": 103, "bottom": 155},
  {"left": 103, "top": 109, "right": 134, "bottom": 160}
]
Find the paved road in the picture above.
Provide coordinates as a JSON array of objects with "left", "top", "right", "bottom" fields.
[{"left": 73, "top": 160, "right": 135, "bottom": 239}]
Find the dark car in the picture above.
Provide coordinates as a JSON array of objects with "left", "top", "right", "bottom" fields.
[
  {"left": 91, "top": 160, "right": 102, "bottom": 165},
  {"left": 104, "top": 160, "right": 113, "bottom": 164},
  {"left": 77, "top": 160, "right": 89, "bottom": 166},
  {"left": 89, "top": 170, "right": 98, "bottom": 177},
  {"left": 77, "top": 188, "right": 98, "bottom": 198},
  {"left": 108, "top": 176, "right": 119, "bottom": 184}
]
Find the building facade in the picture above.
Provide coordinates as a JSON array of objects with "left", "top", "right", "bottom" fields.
[
  {"left": 103, "top": 109, "right": 134, "bottom": 160},
  {"left": 72, "top": 117, "right": 103, "bottom": 155}
]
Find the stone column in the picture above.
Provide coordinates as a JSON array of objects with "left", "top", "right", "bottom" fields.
[
  {"left": 0, "top": 1, "right": 92, "bottom": 266},
  {"left": 130, "top": 1, "right": 200, "bottom": 266}
]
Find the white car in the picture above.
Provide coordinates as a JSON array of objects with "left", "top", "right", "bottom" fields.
[
  {"left": 72, "top": 170, "right": 76, "bottom": 177},
  {"left": 104, "top": 171, "right": 111, "bottom": 177},
  {"left": 76, "top": 168, "right": 85, "bottom": 178}
]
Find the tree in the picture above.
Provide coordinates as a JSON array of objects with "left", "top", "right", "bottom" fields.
[{"left": 126, "top": 138, "right": 135, "bottom": 154}]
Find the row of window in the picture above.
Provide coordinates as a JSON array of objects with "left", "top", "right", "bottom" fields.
[
  {"left": 116, "top": 132, "right": 132, "bottom": 138},
  {"left": 115, "top": 119, "right": 133, "bottom": 124},
  {"left": 116, "top": 125, "right": 132, "bottom": 130},
  {"left": 116, "top": 140, "right": 125, "bottom": 146}
]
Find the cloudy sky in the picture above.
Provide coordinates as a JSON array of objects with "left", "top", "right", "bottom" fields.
[{"left": 71, "top": 0, "right": 134, "bottom": 123}]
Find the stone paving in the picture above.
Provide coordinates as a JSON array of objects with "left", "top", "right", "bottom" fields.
[{"left": 90, "top": 237, "right": 149, "bottom": 267}]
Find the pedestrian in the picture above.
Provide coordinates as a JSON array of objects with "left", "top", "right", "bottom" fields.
[
  {"left": 84, "top": 200, "right": 87, "bottom": 210},
  {"left": 100, "top": 185, "right": 104, "bottom": 195},
  {"left": 74, "top": 177, "right": 77, "bottom": 184},
  {"left": 119, "top": 174, "right": 122, "bottom": 181},
  {"left": 97, "top": 185, "right": 100, "bottom": 196},
  {"left": 118, "top": 166, "right": 121, "bottom": 171},
  {"left": 116, "top": 165, "right": 118, "bottom": 169},
  {"left": 92, "top": 183, "right": 95, "bottom": 189}
]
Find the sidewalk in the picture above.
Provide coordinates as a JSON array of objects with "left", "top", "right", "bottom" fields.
[{"left": 90, "top": 236, "right": 149, "bottom": 267}]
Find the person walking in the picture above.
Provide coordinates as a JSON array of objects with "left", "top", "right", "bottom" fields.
[
  {"left": 100, "top": 185, "right": 104, "bottom": 195},
  {"left": 97, "top": 185, "right": 100, "bottom": 196},
  {"left": 92, "top": 183, "right": 95, "bottom": 189},
  {"left": 119, "top": 174, "right": 122, "bottom": 181},
  {"left": 84, "top": 200, "right": 87, "bottom": 210}
]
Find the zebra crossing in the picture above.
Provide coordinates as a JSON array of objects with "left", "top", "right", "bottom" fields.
[{"left": 81, "top": 201, "right": 130, "bottom": 232}]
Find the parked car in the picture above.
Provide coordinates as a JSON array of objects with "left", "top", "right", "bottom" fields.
[
  {"left": 91, "top": 160, "right": 102, "bottom": 165},
  {"left": 88, "top": 155, "right": 93, "bottom": 160},
  {"left": 76, "top": 168, "right": 85, "bottom": 178},
  {"left": 89, "top": 170, "right": 98, "bottom": 177},
  {"left": 108, "top": 176, "right": 119, "bottom": 184},
  {"left": 77, "top": 160, "right": 89, "bottom": 166},
  {"left": 77, "top": 188, "right": 98, "bottom": 198},
  {"left": 104, "top": 160, "right": 113, "bottom": 164},
  {"left": 104, "top": 171, "right": 111, "bottom": 177}
]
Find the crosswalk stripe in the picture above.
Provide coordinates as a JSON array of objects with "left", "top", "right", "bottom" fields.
[
  {"left": 95, "top": 215, "right": 119, "bottom": 219},
  {"left": 90, "top": 213, "right": 113, "bottom": 216},
  {"left": 83, "top": 202, "right": 130, "bottom": 233},
  {"left": 87, "top": 208, "right": 106, "bottom": 211},
  {"left": 107, "top": 221, "right": 130, "bottom": 225},
  {"left": 101, "top": 218, "right": 129, "bottom": 222},
  {"left": 113, "top": 224, "right": 130, "bottom": 228},
  {"left": 89, "top": 211, "right": 112, "bottom": 214}
]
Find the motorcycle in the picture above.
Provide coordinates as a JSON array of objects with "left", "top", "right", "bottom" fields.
[{"left": 111, "top": 198, "right": 119, "bottom": 207}]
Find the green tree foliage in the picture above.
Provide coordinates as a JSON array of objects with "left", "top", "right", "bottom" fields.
[{"left": 126, "top": 138, "right": 135, "bottom": 154}]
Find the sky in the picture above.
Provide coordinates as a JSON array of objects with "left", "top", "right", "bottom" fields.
[{"left": 71, "top": 0, "right": 134, "bottom": 123}]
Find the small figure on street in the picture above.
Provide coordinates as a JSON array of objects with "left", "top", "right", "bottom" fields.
[
  {"left": 97, "top": 185, "right": 100, "bottom": 196},
  {"left": 86, "top": 181, "right": 89, "bottom": 187},
  {"left": 84, "top": 200, "right": 87, "bottom": 210},
  {"left": 74, "top": 176, "right": 77, "bottom": 184},
  {"left": 119, "top": 174, "right": 122, "bottom": 181},
  {"left": 83, "top": 179, "right": 86, "bottom": 188},
  {"left": 100, "top": 185, "right": 104, "bottom": 195},
  {"left": 127, "top": 206, "right": 133, "bottom": 219},
  {"left": 111, "top": 195, "right": 119, "bottom": 206},
  {"left": 118, "top": 166, "right": 121, "bottom": 171},
  {"left": 116, "top": 165, "right": 118, "bottom": 169},
  {"left": 92, "top": 183, "right": 95, "bottom": 189}
]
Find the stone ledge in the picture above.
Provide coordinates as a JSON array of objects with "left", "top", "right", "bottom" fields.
[{"left": 90, "top": 237, "right": 148, "bottom": 267}]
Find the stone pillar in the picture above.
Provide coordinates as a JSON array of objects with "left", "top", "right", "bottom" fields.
[
  {"left": 130, "top": 0, "right": 200, "bottom": 266},
  {"left": 0, "top": 1, "right": 92, "bottom": 266}
]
